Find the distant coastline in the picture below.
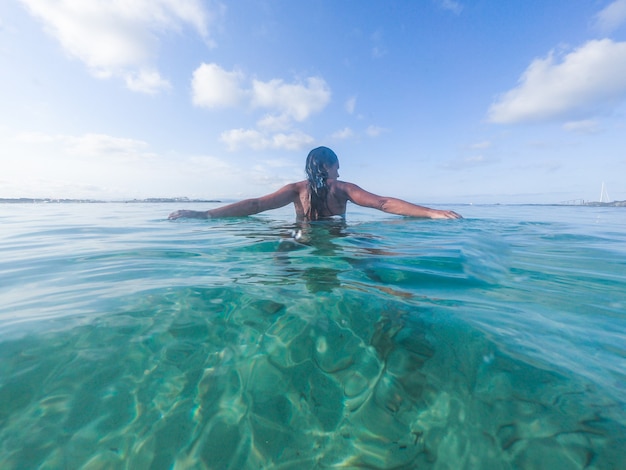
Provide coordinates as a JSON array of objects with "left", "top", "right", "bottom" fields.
[
  {"left": 581, "top": 201, "right": 626, "bottom": 207},
  {"left": 559, "top": 200, "right": 626, "bottom": 207},
  {"left": 0, "top": 197, "right": 221, "bottom": 204}
]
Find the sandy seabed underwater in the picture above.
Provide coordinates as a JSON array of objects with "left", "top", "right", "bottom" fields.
[{"left": 1, "top": 203, "right": 625, "bottom": 469}]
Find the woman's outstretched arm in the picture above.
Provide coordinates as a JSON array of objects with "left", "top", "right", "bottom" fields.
[
  {"left": 340, "top": 182, "right": 462, "bottom": 219},
  {"left": 168, "top": 183, "right": 299, "bottom": 220}
]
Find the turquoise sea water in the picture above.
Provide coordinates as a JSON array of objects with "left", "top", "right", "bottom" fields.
[{"left": 1, "top": 203, "right": 625, "bottom": 469}]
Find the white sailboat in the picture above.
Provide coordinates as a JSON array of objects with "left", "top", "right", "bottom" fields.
[{"left": 600, "top": 182, "right": 611, "bottom": 203}]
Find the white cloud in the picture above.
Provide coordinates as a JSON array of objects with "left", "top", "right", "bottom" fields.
[
  {"left": 17, "top": 132, "right": 156, "bottom": 160},
  {"left": 126, "top": 69, "right": 171, "bottom": 94},
  {"left": 488, "top": 39, "right": 626, "bottom": 124},
  {"left": 192, "top": 63, "right": 330, "bottom": 150},
  {"left": 220, "top": 128, "right": 313, "bottom": 152},
  {"left": 328, "top": 125, "right": 387, "bottom": 140},
  {"left": 444, "top": 154, "right": 497, "bottom": 170},
  {"left": 251, "top": 77, "right": 331, "bottom": 122},
  {"left": 370, "top": 30, "right": 387, "bottom": 59},
  {"left": 331, "top": 127, "right": 354, "bottom": 140},
  {"left": 436, "top": 0, "right": 463, "bottom": 15},
  {"left": 15, "top": 131, "right": 57, "bottom": 144},
  {"left": 256, "top": 114, "right": 292, "bottom": 132},
  {"left": 562, "top": 119, "right": 601, "bottom": 134},
  {"left": 191, "top": 64, "right": 331, "bottom": 121},
  {"left": 345, "top": 97, "right": 357, "bottom": 114},
  {"left": 272, "top": 131, "right": 315, "bottom": 151},
  {"left": 594, "top": 0, "right": 626, "bottom": 34},
  {"left": 19, "top": 0, "right": 215, "bottom": 93},
  {"left": 219, "top": 128, "right": 262, "bottom": 151},
  {"left": 65, "top": 133, "right": 155, "bottom": 159},
  {"left": 6, "top": 130, "right": 251, "bottom": 199},
  {"left": 191, "top": 63, "right": 245, "bottom": 108},
  {"left": 366, "top": 125, "right": 387, "bottom": 137},
  {"left": 470, "top": 140, "right": 492, "bottom": 149},
  {"left": 463, "top": 155, "right": 487, "bottom": 165}
]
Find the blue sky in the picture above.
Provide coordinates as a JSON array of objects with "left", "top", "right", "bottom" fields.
[{"left": 1, "top": 0, "right": 625, "bottom": 204}]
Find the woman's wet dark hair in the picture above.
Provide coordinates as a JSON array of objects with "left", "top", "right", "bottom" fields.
[{"left": 305, "top": 146, "right": 339, "bottom": 220}]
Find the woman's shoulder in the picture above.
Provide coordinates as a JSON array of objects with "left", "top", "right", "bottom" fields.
[
  {"left": 292, "top": 180, "right": 309, "bottom": 192},
  {"left": 331, "top": 180, "right": 362, "bottom": 193},
  {"left": 274, "top": 180, "right": 307, "bottom": 193}
]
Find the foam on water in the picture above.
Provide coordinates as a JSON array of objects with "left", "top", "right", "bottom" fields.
[{"left": 0, "top": 203, "right": 625, "bottom": 469}]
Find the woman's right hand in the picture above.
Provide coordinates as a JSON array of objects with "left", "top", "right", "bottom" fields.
[{"left": 168, "top": 210, "right": 209, "bottom": 220}]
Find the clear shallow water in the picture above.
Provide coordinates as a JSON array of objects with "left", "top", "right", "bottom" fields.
[{"left": 1, "top": 203, "right": 625, "bottom": 469}]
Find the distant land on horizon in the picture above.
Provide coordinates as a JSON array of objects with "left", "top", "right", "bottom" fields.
[
  {"left": 1, "top": 197, "right": 625, "bottom": 207},
  {"left": 578, "top": 200, "right": 626, "bottom": 207},
  {"left": 0, "top": 197, "right": 222, "bottom": 204}
]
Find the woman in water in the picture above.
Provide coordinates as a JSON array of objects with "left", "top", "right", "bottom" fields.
[{"left": 168, "top": 146, "right": 462, "bottom": 221}]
